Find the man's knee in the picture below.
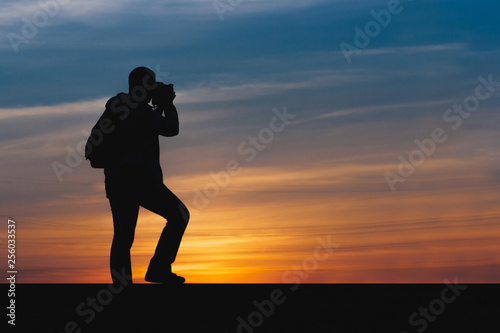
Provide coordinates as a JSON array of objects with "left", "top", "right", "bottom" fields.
[{"left": 177, "top": 203, "right": 190, "bottom": 225}]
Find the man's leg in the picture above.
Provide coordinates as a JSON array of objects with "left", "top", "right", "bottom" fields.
[
  {"left": 139, "top": 184, "right": 190, "bottom": 279},
  {"left": 108, "top": 196, "right": 140, "bottom": 285}
]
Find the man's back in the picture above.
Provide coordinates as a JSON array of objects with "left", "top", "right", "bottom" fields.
[{"left": 103, "top": 93, "right": 163, "bottom": 187}]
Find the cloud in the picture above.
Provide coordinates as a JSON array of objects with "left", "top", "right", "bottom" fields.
[
  {"left": 302, "top": 98, "right": 457, "bottom": 122},
  {"left": 0, "top": 98, "right": 107, "bottom": 121},
  {"left": 359, "top": 43, "right": 468, "bottom": 56},
  {"left": 0, "top": 0, "right": 145, "bottom": 27},
  {"left": 0, "top": 0, "right": 334, "bottom": 28},
  {"left": 177, "top": 70, "right": 364, "bottom": 104}
]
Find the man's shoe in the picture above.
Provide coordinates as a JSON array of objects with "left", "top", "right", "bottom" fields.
[{"left": 145, "top": 271, "right": 185, "bottom": 284}]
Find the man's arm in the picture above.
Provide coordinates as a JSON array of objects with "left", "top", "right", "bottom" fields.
[
  {"left": 151, "top": 83, "right": 179, "bottom": 136},
  {"left": 156, "top": 103, "right": 179, "bottom": 137}
]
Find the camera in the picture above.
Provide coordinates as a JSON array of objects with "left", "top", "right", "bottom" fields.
[{"left": 151, "top": 82, "right": 175, "bottom": 107}]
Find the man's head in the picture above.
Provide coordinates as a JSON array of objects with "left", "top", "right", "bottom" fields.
[{"left": 128, "top": 67, "right": 157, "bottom": 102}]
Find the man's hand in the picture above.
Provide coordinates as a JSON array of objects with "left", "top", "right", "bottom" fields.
[
  {"left": 152, "top": 83, "right": 176, "bottom": 110},
  {"left": 164, "top": 84, "right": 176, "bottom": 103}
]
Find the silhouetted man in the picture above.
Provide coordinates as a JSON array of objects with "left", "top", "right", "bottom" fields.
[{"left": 103, "top": 67, "right": 189, "bottom": 285}]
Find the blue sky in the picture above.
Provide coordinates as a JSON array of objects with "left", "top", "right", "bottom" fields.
[{"left": 1, "top": 0, "right": 500, "bottom": 283}]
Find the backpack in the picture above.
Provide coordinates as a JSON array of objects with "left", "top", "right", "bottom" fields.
[{"left": 85, "top": 94, "right": 128, "bottom": 168}]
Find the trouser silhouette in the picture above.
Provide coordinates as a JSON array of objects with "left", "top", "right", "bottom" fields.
[{"left": 107, "top": 183, "right": 189, "bottom": 284}]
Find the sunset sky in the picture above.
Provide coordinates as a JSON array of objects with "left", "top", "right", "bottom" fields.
[{"left": 1, "top": 0, "right": 499, "bottom": 283}]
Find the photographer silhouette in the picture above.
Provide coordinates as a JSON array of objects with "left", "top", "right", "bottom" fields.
[{"left": 96, "top": 67, "right": 189, "bottom": 285}]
